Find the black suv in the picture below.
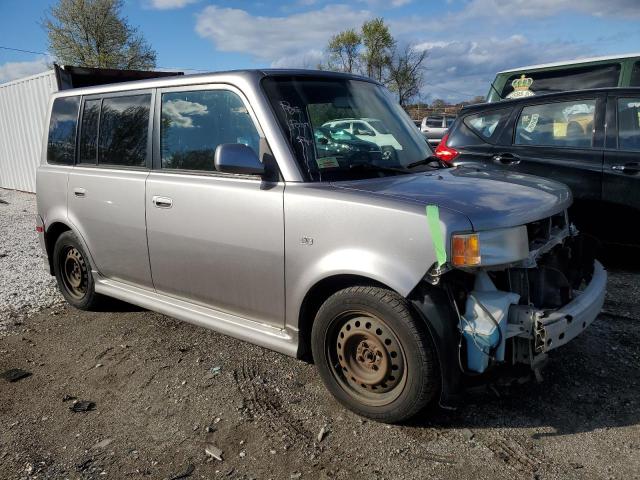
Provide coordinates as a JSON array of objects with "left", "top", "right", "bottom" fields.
[{"left": 437, "top": 88, "right": 640, "bottom": 246}]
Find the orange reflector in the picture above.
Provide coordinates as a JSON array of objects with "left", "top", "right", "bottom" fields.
[
  {"left": 35, "top": 226, "right": 44, "bottom": 233},
  {"left": 451, "top": 233, "right": 481, "bottom": 267}
]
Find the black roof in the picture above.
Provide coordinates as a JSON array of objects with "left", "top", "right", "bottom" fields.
[{"left": 460, "top": 87, "right": 640, "bottom": 114}]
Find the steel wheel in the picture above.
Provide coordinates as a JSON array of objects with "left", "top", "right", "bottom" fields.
[
  {"left": 60, "top": 246, "right": 88, "bottom": 300},
  {"left": 329, "top": 311, "right": 407, "bottom": 407}
]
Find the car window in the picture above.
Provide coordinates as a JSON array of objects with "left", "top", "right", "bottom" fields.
[
  {"left": 161, "top": 89, "right": 260, "bottom": 172},
  {"left": 617, "top": 98, "right": 640, "bottom": 151},
  {"left": 631, "top": 62, "right": 640, "bottom": 87},
  {"left": 426, "top": 117, "right": 443, "bottom": 128},
  {"left": 78, "top": 99, "right": 101, "bottom": 164},
  {"left": 352, "top": 121, "right": 375, "bottom": 135},
  {"left": 47, "top": 96, "right": 80, "bottom": 165},
  {"left": 98, "top": 95, "right": 150, "bottom": 167},
  {"left": 515, "top": 99, "right": 597, "bottom": 148},
  {"left": 501, "top": 64, "right": 620, "bottom": 98},
  {"left": 445, "top": 117, "right": 455, "bottom": 128},
  {"left": 463, "top": 109, "right": 510, "bottom": 142},
  {"left": 367, "top": 119, "right": 390, "bottom": 134}
]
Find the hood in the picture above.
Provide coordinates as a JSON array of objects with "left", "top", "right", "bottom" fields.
[{"left": 332, "top": 167, "right": 572, "bottom": 231}]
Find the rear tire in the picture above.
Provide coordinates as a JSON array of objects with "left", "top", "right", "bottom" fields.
[
  {"left": 53, "top": 231, "right": 103, "bottom": 310},
  {"left": 311, "top": 286, "right": 439, "bottom": 423}
]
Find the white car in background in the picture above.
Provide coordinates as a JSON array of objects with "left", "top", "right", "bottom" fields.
[{"left": 323, "top": 118, "right": 402, "bottom": 160}]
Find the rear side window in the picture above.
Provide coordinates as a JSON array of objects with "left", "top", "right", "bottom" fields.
[
  {"left": 99, "top": 95, "right": 150, "bottom": 167},
  {"left": 463, "top": 109, "right": 510, "bottom": 142},
  {"left": 426, "top": 117, "right": 443, "bottom": 128},
  {"left": 617, "top": 98, "right": 640, "bottom": 151},
  {"left": 631, "top": 62, "right": 640, "bottom": 87},
  {"left": 79, "top": 99, "right": 100, "bottom": 164},
  {"left": 160, "top": 89, "right": 260, "bottom": 172},
  {"left": 501, "top": 64, "right": 620, "bottom": 98},
  {"left": 47, "top": 96, "right": 80, "bottom": 165},
  {"left": 515, "top": 99, "right": 597, "bottom": 148}
]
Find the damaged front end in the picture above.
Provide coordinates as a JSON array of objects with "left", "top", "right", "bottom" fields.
[
  {"left": 450, "top": 211, "right": 606, "bottom": 376},
  {"left": 412, "top": 210, "right": 606, "bottom": 406}
]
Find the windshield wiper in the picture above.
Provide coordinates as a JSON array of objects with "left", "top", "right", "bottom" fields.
[
  {"left": 406, "top": 156, "right": 449, "bottom": 169},
  {"left": 347, "top": 163, "right": 409, "bottom": 175}
]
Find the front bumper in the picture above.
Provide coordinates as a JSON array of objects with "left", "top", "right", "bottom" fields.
[{"left": 534, "top": 260, "right": 606, "bottom": 353}]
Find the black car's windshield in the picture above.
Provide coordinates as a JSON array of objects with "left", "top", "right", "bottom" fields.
[{"left": 262, "top": 76, "right": 433, "bottom": 181}]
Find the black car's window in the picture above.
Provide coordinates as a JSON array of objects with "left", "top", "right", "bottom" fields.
[
  {"left": 501, "top": 64, "right": 620, "bottom": 98},
  {"left": 161, "top": 90, "right": 260, "bottom": 172},
  {"left": 617, "top": 98, "right": 640, "bottom": 151},
  {"left": 631, "top": 62, "right": 640, "bottom": 87},
  {"left": 352, "top": 121, "right": 375, "bottom": 135},
  {"left": 426, "top": 117, "right": 443, "bottom": 128},
  {"left": 445, "top": 117, "right": 455, "bottom": 128},
  {"left": 98, "top": 95, "right": 150, "bottom": 167},
  {"left": 463, "top": 109, "right": 510, "bottom": 142},
  {"left": 78, "top": 99, "right": 101, "bottom": 164},
  {"left": 515, "top": 99, "right": 597, "bottom": 148},
  {"left": 47, "top": 96, "right": 80, "bottom": 165}
]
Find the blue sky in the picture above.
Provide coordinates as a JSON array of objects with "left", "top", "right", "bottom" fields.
[{"left": 1, "top": 0, "right": 639, "bottom": 101}]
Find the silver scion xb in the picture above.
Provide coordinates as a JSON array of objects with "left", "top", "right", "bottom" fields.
[{"left": 36, "top": 70, "right": 606, "bottom": 423}]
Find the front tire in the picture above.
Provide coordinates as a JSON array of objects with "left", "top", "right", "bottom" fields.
[
  {"left": 311, "top": 286, "right": 439, "bottom": 423},
  {"left": 53, "top": 231, "right": 103, "bottom": 310}
]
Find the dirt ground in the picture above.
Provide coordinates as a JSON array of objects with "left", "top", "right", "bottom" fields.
[{"left": 1, "top": 268, "right": 640, "bottom": 480}]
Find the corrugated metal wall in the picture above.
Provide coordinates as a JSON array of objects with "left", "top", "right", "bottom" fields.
[{"left": 0, "top": 70, "right": 58, "bottom": 192}]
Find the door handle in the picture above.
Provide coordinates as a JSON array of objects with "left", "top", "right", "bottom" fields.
[
  {"left": 612, "top": 163, "right": 640, "bottom": 174},
  {"left": 152, "top": 196, "right": 173, "bottom": 208},
  {"left": 73, "top": 187, "right": 86, "bottom": 197},
  {"left": 492, "top": 153, "right": 521, "bottom": 165}
]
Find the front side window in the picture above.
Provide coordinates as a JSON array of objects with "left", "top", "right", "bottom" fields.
[
  {"left": 617, "top": 98, "right": 640, "bottom": 151},
  {"left": 631, "top": 62, "right": 640, "bottom": 87},
  {"left": 515, "top": 99, "right": 597, "bottom": 148},
  {"left": 161, "top": 90, "right": 260, "bottom": 171},
  {"left": 99, "top": 95, "right": 150, "bottom": 167},
  {"left": 463, "top": 109, "right": 510, "bottom": 142},
  {"left": 262, "top": 77, "right": 431, "bottom": 181},
  {"left": 79, "top": 99, "right": 100, "bottom": 164},
  {"left": 47, "top": 96, "right": 80, "bottom": 165},
  {"left": 426, "top": 117, "right": 443, "bottom": 128}
]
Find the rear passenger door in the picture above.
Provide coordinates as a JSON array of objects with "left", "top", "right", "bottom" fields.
[
  {"left": 450, "top": 108, "right": 511, "bottom": 166},
  {"left": 145, "top": 85, "right": 285, "bottom": 328},
  {"left": 491, "top": 95, "right": 605, "bottom": 206},
  {"left": 68, "top": 91, "right": 153, "bottom": 288}
]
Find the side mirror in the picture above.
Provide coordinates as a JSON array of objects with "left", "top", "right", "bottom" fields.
[{"left": 214, "top": 144, "right": 265, "bottom": 176}]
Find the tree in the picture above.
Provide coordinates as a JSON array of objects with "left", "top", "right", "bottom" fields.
[
  {"left": 327, "top": 29, "right": 361, "bottom": 73},
  {"left": 387, "top": 45, "right": 427, "bottom": 107},
  {"left": 43, "top": 0, "right": 156, "bottom": 70},
  {"left": 360, "top": 18, "right": 394, "bottom": 82}
]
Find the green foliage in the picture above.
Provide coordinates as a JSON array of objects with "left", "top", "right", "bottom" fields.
[
  {"left": 327, "top": 29, "right": 361, "bottom": 73},
  {"left": 360, "top": 18, "right": 394, "bottom": 82},
  {"left": 43, "top": 0, "right": 156, "bottom": 70}
]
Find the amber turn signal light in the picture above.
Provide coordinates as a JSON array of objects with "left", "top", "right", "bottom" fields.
[{"left": 451, "top": 233, "right": 481, "bottom": 267}]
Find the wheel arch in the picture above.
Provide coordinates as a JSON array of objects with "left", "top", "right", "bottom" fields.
[
  {"left": 44, "top": 222, "right": 72, "bottom": 275},
  {"left": 297, "top": 274, "right": 391, "bottom": 360}
]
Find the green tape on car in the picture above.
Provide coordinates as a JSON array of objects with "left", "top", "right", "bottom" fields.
[{"left": 426, "top": 205, "right": 447, "bottom": 267}]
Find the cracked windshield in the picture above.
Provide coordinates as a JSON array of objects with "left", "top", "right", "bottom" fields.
[{"left": 263, "top": 77, "right": 433, "bottom": 181}]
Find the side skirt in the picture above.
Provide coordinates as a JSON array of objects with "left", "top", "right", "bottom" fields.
[{"left": 94, "top": 275, "right": 299, "bottom": 358}]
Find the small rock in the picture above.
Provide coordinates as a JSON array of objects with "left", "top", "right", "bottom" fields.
[
  {"left": 69, "top": 400, "right": 96, "bottom": 413},
  {"left": 291, "top": 473, "right": 302, "bottom": 479},
  {"left": 317, "top": 425, "right": 329, "bottom": 443},
  {"left": 270, "top": 449, "right": 277, "bottom": 455},
  {"left": 461, "top": 428, "right": 475, "bottom": 441},
  {"left": 239, "top": 450, "right": 246, "bottom": 458},
  {"left": 2, "top": 368, "right": 31, "bottom": 382},
  {"left": 169, "top": 464, "right": 195, "bottom": 480},
  {"left": 93, "top": 438, "right": 113, "bottom": 449},
  {"left": 205, "top": 444, "right": 223, "bottom": 461}
]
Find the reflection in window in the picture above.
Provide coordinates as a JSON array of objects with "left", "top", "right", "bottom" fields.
[
  {"left": 464, "top": 109, "right": 509, "bottom": 141},
  {"left": 515, "top": 100, "right": 596, "bottom": 148},
  {"left": 161, "top": 90, "right": 260, "bottom": 171},
  {"left": 630, "top": 62, "right": 640, "bottom": 87},
  {"left": 79, "top": 99, "right": 100, "bottom": 164},
  {"left": 47, "top": 96, "right": 80, "bottom": 165},
  {"left": 99, "top": 95, "right": 150, "bottom": 167},
  {"left": 618, "top": 98, "right": 640, "bottom": 151}
]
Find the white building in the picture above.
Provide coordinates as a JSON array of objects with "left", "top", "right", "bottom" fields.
[{"left": 0, "top": 70, "right": 58, "bottom": 193}]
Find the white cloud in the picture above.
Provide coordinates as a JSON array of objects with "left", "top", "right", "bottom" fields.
[
  {"left": 163, "top": 99, "right": 208, "bottom": 128},
  {"left": 147, "top": 0, "right": 197, "bottom": 10},
  {"left": 0, "top": 57, "right": 50, "bottom": 84},
  {"left": 391, "top": 0, "right": 412, "bottom": 6},
  {"left": 195, "top": 5, "right": 371, "bottom": 62},
  {"left": 460, "top": 0, "right": 640, "bottom": 19}
]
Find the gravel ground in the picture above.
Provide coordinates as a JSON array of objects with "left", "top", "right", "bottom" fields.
[
  {"left": 0, "top": 189, "right": 62, "bottom": 329},
  {"left": 1, "top": 189, "right": 639, "bottom": 480}
]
